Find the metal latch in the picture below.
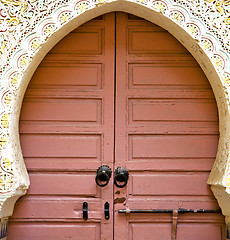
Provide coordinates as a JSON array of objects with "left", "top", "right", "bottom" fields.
[
  {"left": 118, "top": 208, "right": 221, "bottom": 214},
  {"left": 118, "top": 208, "right": 221, "bottom": 240},
  {"left": 83, "top": 202, "right": 88, "bottom": 220},
  {"left": 104, "top": 202, "right": 110, "bottom": 220}
]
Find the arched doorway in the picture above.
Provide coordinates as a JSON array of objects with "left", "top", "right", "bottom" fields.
[{"left": 7, "top": 12, "right": 225, "bottom": 239}]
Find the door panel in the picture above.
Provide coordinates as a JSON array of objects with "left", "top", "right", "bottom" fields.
[
  {"left": 129, "top": 222, "right": 223, "bottom": 240},
  {"left": 21, "top": 98, "right": 102, "bottom": 123},
  {"left": 8, "top": 14, "right": 115, "bottom": 240},
  {"left": 8, "top": 223, "right": 101, "bottom": 240},
  {"left": 26, "top": 63, "right": 103, "bottom": 89},
  {"left": 114, "top": 12, "right": 224, "bottom": 240},
  {"left": 129, "top": 63, "right": 211, "bottom": 87},
  {"left": 129, "top": 99, "right": 218, "bottom": 121},
  {"left": 8, "top": 12, "right": 224, "bottom": 240},
  {"left": 128, "top": 27, "right": 188, "bottom": 54}
]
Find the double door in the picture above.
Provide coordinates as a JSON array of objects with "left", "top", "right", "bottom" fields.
[{"left": 8, "top": 12, "right": 224, "bottom": 240}]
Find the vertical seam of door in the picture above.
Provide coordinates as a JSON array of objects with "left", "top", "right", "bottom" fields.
[{"left": 113, "top": 11, "right": 117, "bottom": 240}]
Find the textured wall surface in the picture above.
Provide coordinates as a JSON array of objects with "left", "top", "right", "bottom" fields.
[{"left": 0, "top": 0, "right": 230, "bottom": 220}]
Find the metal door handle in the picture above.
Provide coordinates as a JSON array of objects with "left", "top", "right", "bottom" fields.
[
  {"left": 114, "top": 167, "right": 129, "bottom": 188},
  {"left": 118, "top": 208, "right": 221, "bottom": 214},
  {"left": 95, "top": 165, "right": 112, "bottom": 187},
  {"left": 83, "top": 202, "right": 88, "bottom": 220}
]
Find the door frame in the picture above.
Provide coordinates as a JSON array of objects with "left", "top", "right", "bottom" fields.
[{"left": 1, "top": 0, "right": 230, "bottom": 229}]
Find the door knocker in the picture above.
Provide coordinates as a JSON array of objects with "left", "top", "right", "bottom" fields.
[
  {"left": 95, "top": 165, "right": 112, "bottom": 187},
  {"left": 114, "top": 167, "right": 129, "bottom": 188}
]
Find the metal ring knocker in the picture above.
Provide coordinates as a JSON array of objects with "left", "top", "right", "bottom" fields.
[
  {"left": 95, "top": 165, "right": 112, "bottom": 187},
  {"left": 114, "top": 167, "right": 129, "bottom": 188}
]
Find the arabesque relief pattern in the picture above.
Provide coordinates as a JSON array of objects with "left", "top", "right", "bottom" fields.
[{"left": 0, "top": 0, "right": 230, "bottom": 213}]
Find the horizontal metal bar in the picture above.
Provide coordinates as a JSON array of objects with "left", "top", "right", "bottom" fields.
[{"left": 118, "top": 208, "right": 221, "bottom": 214}]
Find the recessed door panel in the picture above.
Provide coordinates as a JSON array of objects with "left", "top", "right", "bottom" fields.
[
  {"left": 8, "top": 223, "right": 101, "bottom": 240},
  {"left": 27, "top": 63, "right": 103, "bottom": 89}
]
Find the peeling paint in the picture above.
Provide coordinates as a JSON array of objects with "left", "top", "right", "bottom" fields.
[{"left": 114, "top": 197, "right": 126, "bottom": 204}]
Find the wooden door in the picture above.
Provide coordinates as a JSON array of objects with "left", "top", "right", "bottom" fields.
[
  {"left": 8, "top": 12, "right": 224, "bottom": 240},
  {"left": 114, "top": 12, "right": 224, "bottom": 240},
  {"left": 8, "top": 14, "right": 115, "bottom": 240}
]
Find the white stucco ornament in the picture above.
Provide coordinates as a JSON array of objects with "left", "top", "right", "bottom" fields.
[{"left": 1, "top": 0, "right": 230, "bottom": 222}]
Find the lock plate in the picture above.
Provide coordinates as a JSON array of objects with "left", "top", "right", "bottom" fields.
[{"left": 104, "top": 202, "right": 110, "bottom": 220}]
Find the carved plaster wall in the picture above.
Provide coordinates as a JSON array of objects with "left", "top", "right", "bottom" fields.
[{"left": 0, "top": 0, "right": 230, "bottom": 222}]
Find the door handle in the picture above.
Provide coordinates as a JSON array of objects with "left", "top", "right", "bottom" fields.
[
  {"left": 95, "top": 165, "right": 112, "bottom": 187},
  {"left": 104, "top": 202, "right": 110, "bottom": 220},
  {"left": 114, "top": 167, "right": 129, "bottom": 188},
  {"left": 83, "top": 202, "right": 88, "bottom": 220}
]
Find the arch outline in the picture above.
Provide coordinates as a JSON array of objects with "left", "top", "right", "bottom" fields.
[{"left": 0, "top": 0, "right": 230, "bottom": 224}]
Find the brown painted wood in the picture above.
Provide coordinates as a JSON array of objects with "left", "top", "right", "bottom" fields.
[
  {"left": 8, "top": 12, "right": 224, "bottom": 240},
  {"left": 8, "top": 14, "right": 115, "bottom": 240},
  {"left": 114, "top": 12, "right": 224, "bottom": 240}
]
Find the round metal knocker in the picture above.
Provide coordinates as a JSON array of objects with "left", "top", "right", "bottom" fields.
[
  {"left": 114, "top": 167, "right": 129, "bottom": 188},
  {"left": 95, "top": 165, "right": 112, "bottom": 187}
]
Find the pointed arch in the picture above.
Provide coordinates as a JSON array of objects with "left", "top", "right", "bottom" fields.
[{"left": 0, "top": 0, "right": 230, "bottom": 225}]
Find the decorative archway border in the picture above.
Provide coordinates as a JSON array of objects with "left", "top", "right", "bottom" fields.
[{"left": 1, "top": 0, "right": 230, "bottom": 232}]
